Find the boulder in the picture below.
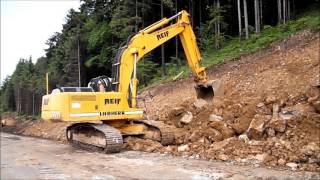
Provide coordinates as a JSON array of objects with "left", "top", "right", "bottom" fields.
[
  {"left": 193, "top": 99, "right": 208, "bottom": 109},
  {"left": 255, "top": 102, "right": 272, "bottom": 115},
  {"left": 209, "top": 139, "right": 230, "bottom": 150},
  {"left": 230, "top": 117, "right": 252, "bottom": 134},
  {"left": 277, "top": 158, "right": 286, "bottom": 166},
  {"left": 189, "top": 130, "right": 202, "bottom": 142},
  {"left": 301, "top": 142, "right": 320, "bottom": 156},
  {"left": 266, "top": 128, "right": 275, "bottom": 137},
  {"left": 209, "top": 119, "right": 234, "bottom": 139},
  {"left": 247, "top": 114, "right": 271, "bottom": 140},
  {"left": 238, "top": 134, "right": 249, "bottom": 143},
  {"left": 209, "top": 114, "right": 223, "bottom": 122},
  {"left": 254, "top": 153, "right": 268, "bottom": 163},
  {"left": 265, "top": 95, "right": 277, "bottom": 104},
  {"left": 171, "top": 106, "right": 184, "bottom": 116},
  {"left": 256, "top": 102, "right": 265, "bottom": 108},
  {"left": 218, "top": 154, "right": 229, "bottom": 161},
  {"left": 269, "top": 117, "right": 287, "bottom": 133},
  {"left": 180, "top": 111, "right": 193, "bottom": 124},
  {"left": 272, "top": 104, "right": 279, "bottom": 118},
  {"left": 286, "top": 162, "right": 298, "bottom": 170},
  {"left": 178, "top": 144, "right": 190, "bottom": 152},
  {"left": 203, "top": 128, "right": 223, "bottom": 142}
]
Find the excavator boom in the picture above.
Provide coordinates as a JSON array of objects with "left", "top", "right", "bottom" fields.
[{"left": 112, "top": 10, "right": 222, "bottom": 105}]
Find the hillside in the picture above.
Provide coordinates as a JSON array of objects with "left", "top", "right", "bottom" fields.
[{"left": 3, "top": 29, "right": 319, "bottom": 171}]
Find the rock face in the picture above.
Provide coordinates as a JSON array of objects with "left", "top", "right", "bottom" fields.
[
  {"left": 180, "top": 112, "right": 193, "bottom": 124},
  {"left": 247, "top": 115, "right": 271, "bottom": 139}
]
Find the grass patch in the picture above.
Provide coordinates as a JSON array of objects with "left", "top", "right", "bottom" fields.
[{"left": 140, "top": 6, "right": 320, "bottom": 92}]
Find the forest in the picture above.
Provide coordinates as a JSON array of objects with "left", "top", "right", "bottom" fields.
[{"left": 1, "top": 0, "right": 319, "bottom": 116}]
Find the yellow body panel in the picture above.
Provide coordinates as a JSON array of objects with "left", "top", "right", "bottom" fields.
[{"left": 41, "top": 92, "right": 143, "bottom": 122}]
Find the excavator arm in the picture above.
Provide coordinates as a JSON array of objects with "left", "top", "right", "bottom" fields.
[{"left": 114, "top": 10, "right": 220, "bottom": 107}]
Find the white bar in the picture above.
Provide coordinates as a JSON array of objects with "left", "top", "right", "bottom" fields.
[
  {"left": 124, "top": 111, "right": 144, "bottom": 115},
  {"left": 70, "top": 112, "right": 100, "bottom": 117}
]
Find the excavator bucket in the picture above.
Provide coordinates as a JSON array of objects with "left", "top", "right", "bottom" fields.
[{"left": 195, "top": 80, "right": 224, "bottom": 102}]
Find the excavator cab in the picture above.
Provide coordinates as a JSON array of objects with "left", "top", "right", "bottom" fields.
[
  {"left": 88, "top": 76, "right": 113, "bottom": 92},
  {"left": 195, "top": 80, "right": 224, "bottom": 102}
]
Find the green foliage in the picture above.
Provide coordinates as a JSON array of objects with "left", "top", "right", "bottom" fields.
[
  {"left": 109, "top": 0, "right": 138, "bottom": 39},
  {"left": 145, "top": 5, "right": 320, "bottom": 89},
  {"left": 0, "top": 77, "right": 15, "bottom": 113},
  {"left": 137, "top": 55, "right": 160, "bottom": 88},
  {"left": 202, "top": 7, "right": 320, "bottom": 67},
  {"left": 198, "top": 4, "right": 227, "bottom": 50}
]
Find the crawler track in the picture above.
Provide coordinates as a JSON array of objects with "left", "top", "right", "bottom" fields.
[
  {"left": 136, "top": 120, "right": 175, "bottom": 145},
  {"left": 66, "top": 123, "right": 123, "bottom": 153}
]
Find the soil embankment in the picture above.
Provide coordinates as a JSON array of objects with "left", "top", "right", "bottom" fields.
[{"left": 2, "top": 30, "right": 320, "bottom": 172}]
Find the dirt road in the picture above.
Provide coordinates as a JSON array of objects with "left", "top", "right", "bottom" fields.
[{"left": 1, "top": 132, "right": 319, "bottom": 180}]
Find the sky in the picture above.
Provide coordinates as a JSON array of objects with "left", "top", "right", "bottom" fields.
[{"left": 1, "top": 0, "right": 81, "bottom": 83}]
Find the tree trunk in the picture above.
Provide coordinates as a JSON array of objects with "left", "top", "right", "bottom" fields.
[
  {"left": 214, "top": 0, "right": 217, "bottom": 36},
  {"left": 217, "top": 0, "right": 220, "bottom": 37},
  {"left": 237, "top": 0, "right": 242, "bottom": 38},
  {"left": 292, "top": 0, "right": 295, "bottom": 19},
  {"left": 77, "top": 33, "right": 81, "bottom": 87},
  {"left": 161, "top": 0, "right": 165, "bottom": 77},
  {"left": 191, "top": 0, "right": 194, "bottom": 27},
  {"left": 17, "top": 87, "right": 20, "bottom": 115},
  {"left": 277, "top": 0, "right": 282, "bottom": 24},
  {"left": 199, "top": 0, "right": 202, "bottom": 23},
  {"left": 243, "top": 0, "right": 249, "bottom": 39},
  {"left": 214, "top": 0, "right": 218, "bottom": 48},
  {"left": 259, "top": 0, "right": 263, "bottom": 29},
  {"left": 32, "top": 92, "right": 35, "bottom": 116},
  {"left": 189, "top": 0, "right": 194, "bottom": 27},
  {"left": 283, "top": 0, "right": 286, "bottom": 24},
  {"left": 135, "top": 0, "right": 138, "bottom": 33},
  {"left": 288, "top": 0, "right": 291, "bottom": 20},
  {"left": 254, "top": 0, "right": 260, "bottom": 33},
  {"left": 19, "top": 87, "right": 21, "bottom": 115}
]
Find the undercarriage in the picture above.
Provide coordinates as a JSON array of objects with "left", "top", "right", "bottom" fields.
[{"left": 66, "top": 120, "right": 175, "bottom": 153}]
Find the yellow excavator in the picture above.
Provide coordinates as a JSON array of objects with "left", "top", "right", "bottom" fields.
[{"left": 41, "top": 10, "right": 222, "bottom": 153}]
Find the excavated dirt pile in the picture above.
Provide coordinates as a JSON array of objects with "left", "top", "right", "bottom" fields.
[
  {"left": 129, "top": 30, "right": 320, "bottom": 171},
  {"left": 1, "top": 30, "right": 319, "bottom": 172}
]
